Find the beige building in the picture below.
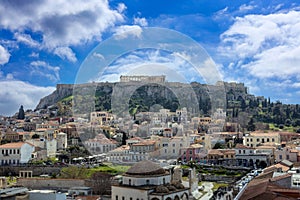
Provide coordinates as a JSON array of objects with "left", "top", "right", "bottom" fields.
[
  {"left": 112, "top": 160, "right": 189, "bottom": 200},
  {"left": 84, "top": 134, "right": 117, "bottom": 155},
  {"left": 108, "top": 139, "right": 157, "bottom": 163},
  {"left": 243, "top": 131, "right": 280, "bottom": 147},
  {"left": 152, "top": 135, "right": 189, "bottom": 159},
  {"left": 275, "top": 146, "right": 300, "bottom": 163},
  {"left": 90, "top": 111, "right": 114, "bottom": 126}
]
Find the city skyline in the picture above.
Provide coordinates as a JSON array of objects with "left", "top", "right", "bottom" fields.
[{"left": 1, "top": 0, "right": 300, "bottom": 116}]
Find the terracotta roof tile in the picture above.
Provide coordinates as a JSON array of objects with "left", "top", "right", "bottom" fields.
[{"left": 0, "top": 142, "right": 33, "bottom": 149}]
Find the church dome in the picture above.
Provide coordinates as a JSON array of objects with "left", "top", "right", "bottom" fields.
[{"left": 126, "top": 160, "right": 166, "bottom": 176}]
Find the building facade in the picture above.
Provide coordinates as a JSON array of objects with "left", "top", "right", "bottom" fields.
[
  {"left": 112, "top": 160, "right": 189, "bottom": 200},
  {"left": 243, "top": 132, "right": 280, "bottom": 147},
  {"left": 0, "top": 142, "right": 35, "bottom": 165}
]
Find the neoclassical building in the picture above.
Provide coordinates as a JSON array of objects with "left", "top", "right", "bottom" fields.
[{"left": 112, "top": 160, "right": 189, "bottom": 200}]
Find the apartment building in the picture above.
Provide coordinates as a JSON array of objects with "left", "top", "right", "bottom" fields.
[{"left": 0, "top": 142, "right": 35, "bottom": 165}]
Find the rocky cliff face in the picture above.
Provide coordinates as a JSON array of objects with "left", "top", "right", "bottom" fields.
[
  {"left": 36, "top": 84, "right": 74, "bottom": 109},
  {"left": 35, "top": 81, "right": 248, "bottom": 115}
]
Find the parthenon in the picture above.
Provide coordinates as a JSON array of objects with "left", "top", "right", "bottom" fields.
[{"left": 120, "top": 75, "right": 166, "bottom": 83}]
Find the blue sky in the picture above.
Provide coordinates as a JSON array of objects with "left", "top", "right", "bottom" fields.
[{"left": 0, "top": 0, "right": 300, "bottom": 116}]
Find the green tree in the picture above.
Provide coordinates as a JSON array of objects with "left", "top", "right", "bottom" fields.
[
  {"left": 213, "top": 142, "right": 223, "bottom": 149},
  {"left": 60, "top": 166, "right": 89, "bottom": 179},
  {"left": 88, "top": 172, "right": 113, "bottom": 195},
  {"left": 31, "top": 134, "right": 40, "bottom": 139},
  {"left": 17, "top": 105, "right": 25, "bottom": 119},
  {"left": 247, "top": 118, "right": 256, "bottom": 131}
]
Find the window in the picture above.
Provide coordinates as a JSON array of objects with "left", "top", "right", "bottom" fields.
[
  {"left": 286, "top": 155, "right": 290, "bottom": 160},
  {"left": 257, "top": 138, "right": 260, "bottom": 142},
  {"left": 129, "top": 179, "right": 131, "bottom": 185},
  {"left": 272, "top": 138, "right": 275, "bottom": 142},
  {"left": 267, "top": 138, "right": 270, "bottom": 142},
  {"left": 116, "top": 196, "right": 118, "bottom": 200},
  {"left": 247, "top": 138, "right": 249, "bottom": 142},
  {"left": 122, "top": 197, "right": 125, "bottom": 200},
  {"left": 173, "top": 144, "right": 175, "bottom": 147},
  {"left": 239, "top": 150, "right": 241, "bottom": 154},
  {"left": 146, "top": 179, "right": 150, "bottom": 185},
  {"left": 243, "top": 150, "right": 245, "bottom": 154},
  {"left": 250, "top": 138, "right": 253, "bottom": 142},
  {"left": 279, "top": 155, "right": 282, "bottom": 159},
  {"left": 173, "top": 149, "right": 175, "bottom": 154}
]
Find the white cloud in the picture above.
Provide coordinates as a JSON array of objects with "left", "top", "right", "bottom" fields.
[
  {"left": 117, "top": 3, "right": 127, "bottom": 13},
  {"left": 219, "top": 10, "right": 300, "bottom": 79},
  {"left": 0, "top": 0, "right": 124, "bottom": 49},
  {"left": 30, "top": 61, "right": 60, "bottom": 82},
  {"left": 92, "top": 49, "right": 203, "bottom": 83},
  {"left": 0, "top": 45, "right": 10, "bottom": 65},
  {"left": 239, "top": 4, "right": 255, "bottom": 12},
  {"left": 54, "top": 47, "right": 77, "bottom": 63},
  {"left": 29, "top": 52, "right": 39, "bottom": 58},
  {"left": 6, "top": 73, "right": 14, "bottom": 80},
  {"left": 292, "top": 82, "right": 300, "bottom": 88},
  {"left": 93, "top": 52, "right": 105, "bottom": 60},
  {"left": 0, "top": 80, "right": 55, "bottom": 116},
  {"left": 134, "top": 17, "right": 148, "bottom": 27},
  {"left": 113, "top": 25, "right": 143, "bottom": 40},
  {"left": 14, "top": 32, "right": 39, "bottom": 47}
]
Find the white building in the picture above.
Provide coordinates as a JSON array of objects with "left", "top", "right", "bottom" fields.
[
  {"left": 84, "top": 134, "right": 117, "bottom": 155},
  {"left": 0, "top": 142, "right": 35, "bottom": 165},
  {"left": 26, "top": 138, "right": 57, "bottom": 158},
  {"left": 56, "top": 132, "right": 68, "bottom": 150},
  {"left": 28, "top": 190, "right": 66, "bottom": 200},
  {"left": 108, "top": 145, "right": 131, "bottom": 162},
  {"left": 235, "top": 144, "right": 273, "bottom": 167},
  {"left": 112, "top": 160, "right": 189, "bottom": 200},
  {"left": 108, "top": 139, "right": 157, "bottom": 163},
  {"left": 152, "top": 135, "right": 189, "bottom": 159}
]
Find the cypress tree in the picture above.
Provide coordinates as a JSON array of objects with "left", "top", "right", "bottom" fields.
[{"left": 17, "top": 105, "right": 25, "bottom": 119}]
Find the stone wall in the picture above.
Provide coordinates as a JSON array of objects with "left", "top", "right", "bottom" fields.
[
  {"left": 0, "top": 166, "right": 61, "bottom": 177},
  {"left": 200, "top": 174, "right": 237, "bottom": 183},
  {"left": 17, "top": 178, "right": 86, "bottom": 190}
]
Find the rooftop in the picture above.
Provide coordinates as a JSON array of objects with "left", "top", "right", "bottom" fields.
[
  {"left": 0, "top": 142, "right": 33, "bottom": 149},
  {"left": 125, "top": 160, "right": 167, "bottom": 176}
]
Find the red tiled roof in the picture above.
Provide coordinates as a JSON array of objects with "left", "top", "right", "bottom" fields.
[
  {"left": 0, "top": 142, "right": 34, "bottom": 149},
  {"left": 263, "top": 163, "right": 290, "bottom": 173}
]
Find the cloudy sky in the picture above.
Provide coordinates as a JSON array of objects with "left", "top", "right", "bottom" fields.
[{"left": 1, "top": 0, "right": 300, "bottom": 116}]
